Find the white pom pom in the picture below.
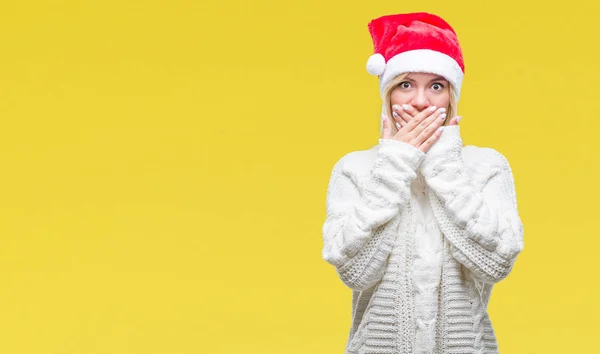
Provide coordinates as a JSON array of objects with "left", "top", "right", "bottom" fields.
[{"left": 366, "top": 53, "right": 385, "bottom": 76}]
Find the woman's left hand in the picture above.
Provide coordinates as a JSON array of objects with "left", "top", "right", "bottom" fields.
[{"left": 393, "top": 104, "right": 461, "bottom": 127}]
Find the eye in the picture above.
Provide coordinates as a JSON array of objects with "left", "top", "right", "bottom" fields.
[
  {"left": 398, "top": 81, "right": 411, "bottom": 89},
  {"left": 431, "top": 82, "right": 445, "bottom": 91}
]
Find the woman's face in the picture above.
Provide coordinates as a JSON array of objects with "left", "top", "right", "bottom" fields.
[{"left": 389, "top": 72, "right": 450, "bottom": 114}]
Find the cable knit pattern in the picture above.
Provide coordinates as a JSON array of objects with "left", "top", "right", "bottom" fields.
[
  {"left": 411, "top": 173, "right": 443, "bottom": 354},
  {"left": 322, "top": 138, "right": 425, "bottom": 291},
  {"left": 420, "top": 125, "right": 524, "bottom": 284},
  {"left": 322, "top": 127, "right": 524, "bottom": 354}
]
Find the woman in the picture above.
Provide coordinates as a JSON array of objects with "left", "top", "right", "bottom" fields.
[{"left": 321, "top": 12, "right": 524, "bottom": 354}]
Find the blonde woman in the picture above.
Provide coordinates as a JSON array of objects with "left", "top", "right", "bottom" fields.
[{"left": 321, "top": 12, "right": 524, "bottom": 354}]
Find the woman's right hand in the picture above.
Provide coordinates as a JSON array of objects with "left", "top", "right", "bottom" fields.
[{"left": 381, "top": 105, "right": 447, "bottom": 153}]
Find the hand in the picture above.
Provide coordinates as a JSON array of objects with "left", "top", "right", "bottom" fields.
[
  {"left": 381, "top": 105, "right": 449, "bottom": 153},
  {"left": 393, "top": 104, "right": 461, "bottom": 127}
]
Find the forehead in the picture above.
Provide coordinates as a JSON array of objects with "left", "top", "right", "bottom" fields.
[{"left": 405, "top": 72, "right": 447, "bottom": 81}]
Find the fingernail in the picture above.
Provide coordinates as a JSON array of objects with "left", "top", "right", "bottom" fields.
[
  {"left": 392, "top": 104, "right": 400, "bottom": 112},
  {"left": 440, "top": 113, "right": 447, "bottom": 120},
  {"left": 439, "top": 108, "right": 446, "bottom": 113},
  {"left": 438, "top": 126, "right": 444, "bottom": 132},
  {"left": 393, "top": 112, "right": 399, "bottom": 118},
  {"left": 402, "top": 104, "right": 410, "bottom": 110},
  {"left": 430, "top": 106, "right": 437, "bottom": 111},
  {"left": 395, "top": 122, "right": 401, "bottom": 129},
  {"left": 456, "top": 116, "right": 462, "bottom": 122}
]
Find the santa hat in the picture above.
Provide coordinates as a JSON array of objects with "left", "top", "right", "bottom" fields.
[{"left": 366, "top": 13, "right": 465, "bottom": 131}]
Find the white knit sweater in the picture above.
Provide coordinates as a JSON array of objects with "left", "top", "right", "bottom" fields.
[{"left": 321, "top": 125, "right": 524, "bottom": 354}]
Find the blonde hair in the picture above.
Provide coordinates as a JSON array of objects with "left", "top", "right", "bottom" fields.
[{"left": 382, "top": 72, "right": 458, "bottom": 127}]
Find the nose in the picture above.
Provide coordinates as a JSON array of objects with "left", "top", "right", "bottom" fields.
[{"left": 410, "top": 89, "right": 430, "bottom": 112}]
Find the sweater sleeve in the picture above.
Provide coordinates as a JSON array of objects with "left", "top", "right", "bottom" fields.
[
  {"left": 322, "top": 139, "right": 425, "bottom": 291},
  {"left": 420, "top": 125, "right": 524, "bottom": 284}
]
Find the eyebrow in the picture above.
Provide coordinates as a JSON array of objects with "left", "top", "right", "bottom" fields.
[{"left": 405, "top": 76, "right": 448, "bottom": 83}]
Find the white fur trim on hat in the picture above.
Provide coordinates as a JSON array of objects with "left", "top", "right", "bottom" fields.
[{"left": 378, "top": 49, "right": 464, "bottom": 101}]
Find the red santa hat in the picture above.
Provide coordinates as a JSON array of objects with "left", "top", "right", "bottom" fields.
[{"left": 367, "top": 12, "right": 465, "bottom": 103}]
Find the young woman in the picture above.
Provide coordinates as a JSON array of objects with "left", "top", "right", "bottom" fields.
[{"left": 321, "top": 12, "right": 524, "bottom": 354}]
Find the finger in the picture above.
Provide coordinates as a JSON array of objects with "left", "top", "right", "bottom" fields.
[
  {"left": 419, "top": 126, "right": 444, "bottom": 153},
  {"left": 448, "top": 116, "right": 462, "bottom": 126},
  {"left": 400, "top": 104, "right": 419, "bottom": 119},
  {"left": 389, "top": 113, "right": 401, "bottom": 133},
  {"left": 404, "top": 105, "right": 438, "bottom": 134},
  {"left": 392, "top": 111, "right": 406, "bottom": 128},
  {"left": 389, "top": 109, "right": 403, "bottom": 130},
  {"left": 381, "top": 114, "right": 393, "bottom": 139},
  {"left": 412, "top": 107, "right": 447, "bottom": 145},
  {"left": 408, "top": 106, "right": 443, "bottom": 136},
  {"left": 395, "top": 106, "right": 414, "bottom": 127},
  {"left": 392, "top": 105, "right": 410, "bottom": 125}
]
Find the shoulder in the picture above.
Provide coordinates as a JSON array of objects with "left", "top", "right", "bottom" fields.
[
  {"left": 462, "top": 145, "right": 518, "bottom": 198},
  {"left": 463, "top": 145, "right": 519, "bottom": 210},
  {"left": 462, "top": 144, "right": 512, "bottom": 172},
  {"left": 325, "top": 148, "right": 377, "bottom": 196},
  {"left": 330, "top": 146, "right": 378, "bottom": 177}
]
